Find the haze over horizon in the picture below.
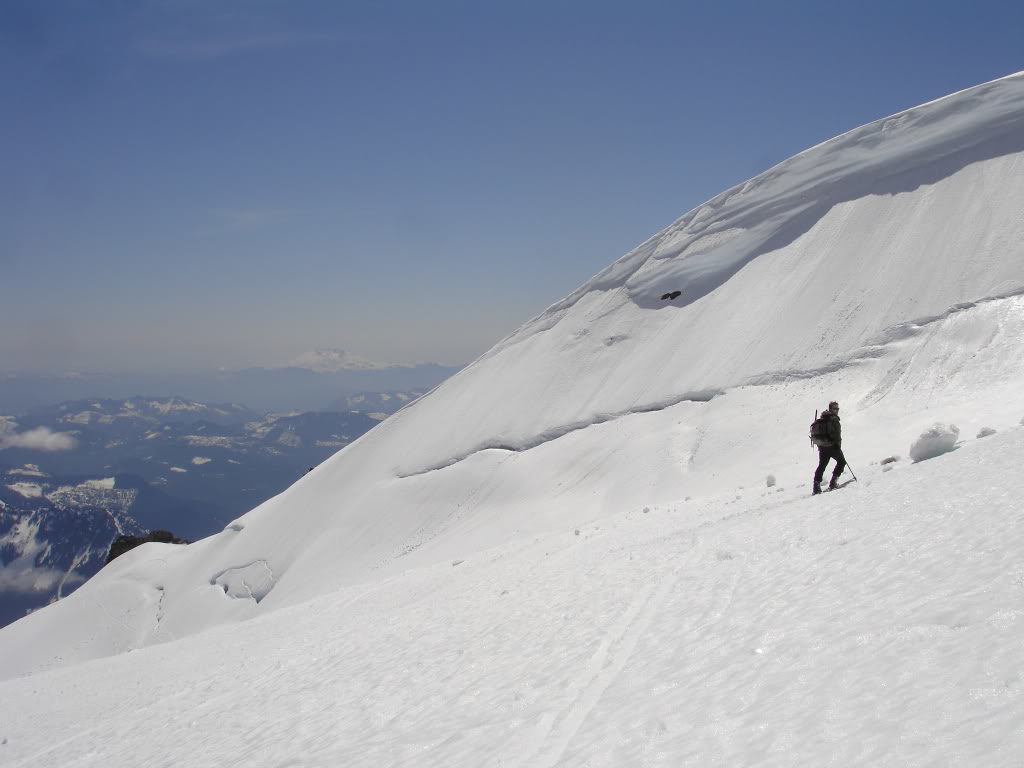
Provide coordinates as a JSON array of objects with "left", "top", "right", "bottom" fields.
[{"left": 3, "top": 0, "right": 1022, "bottom": 376}]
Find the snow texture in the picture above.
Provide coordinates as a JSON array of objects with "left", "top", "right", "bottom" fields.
[
  {"left": 2, "top": 71, "right": 1024, "bottom": 768},
  {"left": 909, "top": 423, "right": 961, "bottom": 462}
]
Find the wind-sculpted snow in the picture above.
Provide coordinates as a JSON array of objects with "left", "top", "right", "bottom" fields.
[
  {"left": 3, "top": 73, "right": 1024, "bottom": 686},
  {"left": 528, "top": 71, "right": 1024, "bottom": 319},
  {"left": 744, "top": 287, "right": 1024, "bottom": 387},
  {"left": 398, "top": 389, "right": 723, "bottom": 478},
  {"left": 212, "top": 560, "right": 276, "bottom": 603}
]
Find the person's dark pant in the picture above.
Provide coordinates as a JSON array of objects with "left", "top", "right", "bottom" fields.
[{"left": 814, "top": 445, "right": 847, "bottom": 487}]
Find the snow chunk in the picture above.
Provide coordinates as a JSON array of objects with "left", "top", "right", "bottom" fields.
[
  {"left": 766, "top": 474, "right": 777, "bottom": 488},
  {"left": 909, "top": 423, "right": 960, "bottom": 462},
  {"left": 212, "top": 561, "right": 275, "bottom": 602}
]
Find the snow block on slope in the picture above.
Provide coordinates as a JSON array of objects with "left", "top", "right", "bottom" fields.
[
  {"left": 909, "top": 423, "right": 960, "bottom": 462},
  {"left": 211, "top": 561, "right": 275, "bottom": 603}
]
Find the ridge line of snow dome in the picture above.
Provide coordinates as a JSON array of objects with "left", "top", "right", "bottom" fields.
[{"left": 494, "top": 71, "right": 1024, "bottom": 355}]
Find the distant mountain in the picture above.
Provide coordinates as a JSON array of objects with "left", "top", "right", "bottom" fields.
[
  {"left": 325, "top": 390, "right": 427, "bottom": 419},
  {"left": 2, "top": 397, "right": 384, "bottom": 522},
  {"left": 0, "top": 468, "right": 146, "bottom": 627},
  {"left": 287, "top": 348, "right": 399, "bottom": 372},
  {"left": 0, "top": 362, "right": 461, "bottom": 413},
  {"left": 29, "top": 396, "right": 258, "bottom": 429},
  {"left": 0, "top": 396, "right": 388, "bottom": 628}
]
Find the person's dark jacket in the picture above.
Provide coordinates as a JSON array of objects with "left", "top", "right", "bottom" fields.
[{"left": 821, "top": 412, "right": 842, "bottom": 448}]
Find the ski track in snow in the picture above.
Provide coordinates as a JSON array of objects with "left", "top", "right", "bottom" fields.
[{"left": 522, "top": 563, "right": 682, "bottom": 767}]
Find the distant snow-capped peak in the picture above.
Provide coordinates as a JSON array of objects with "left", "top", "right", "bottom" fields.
[{"left": 286, "top": 348, "right": 403, "bottom": 372}]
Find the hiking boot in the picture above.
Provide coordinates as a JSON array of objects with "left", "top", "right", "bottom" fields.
[
  {"left": 813, "top": 483, "right": 822, "bottom": 495},
  {"left": 828, "top": 478, "right": 839, "bottom": 490}
]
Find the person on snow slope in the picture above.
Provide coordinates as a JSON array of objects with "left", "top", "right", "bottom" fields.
[{"left": 813, "top": 400, "right": 846, "bottom": 494}]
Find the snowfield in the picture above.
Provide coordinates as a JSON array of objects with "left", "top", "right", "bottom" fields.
[
  {"left": 1, "top": 71, "right": 1023, "bottom": 766},
  {"left": 2, "top": 431, "right": 1024, "bottom": 766}
]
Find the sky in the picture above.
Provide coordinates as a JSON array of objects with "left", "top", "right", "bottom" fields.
[{"left": 1, "top": 0, "right": 1022, "bottom": 375}]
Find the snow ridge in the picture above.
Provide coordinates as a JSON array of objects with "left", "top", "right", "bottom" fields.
[{"left": 499, "top": 71, "right": 1024, "bottom": 352}]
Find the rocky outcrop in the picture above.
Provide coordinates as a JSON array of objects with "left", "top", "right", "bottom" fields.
[{"left": 106, "top": 530, "right": 190, "bottom": 564}]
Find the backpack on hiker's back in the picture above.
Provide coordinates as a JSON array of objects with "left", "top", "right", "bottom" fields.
[{"left": 809, "top": 411, "right": 833, "bottom": 447}]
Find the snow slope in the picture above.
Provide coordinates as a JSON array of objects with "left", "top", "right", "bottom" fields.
[
  {"left": 1, "top": 71, "right": 1024, "bottom": 765},
  {"left": 2, "top": 430, "right": 1024, "bottom": 766}
]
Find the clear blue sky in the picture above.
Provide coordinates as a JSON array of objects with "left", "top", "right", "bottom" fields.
[{"left": 2, "top": 0, "right": 1021, "bottom": 374}]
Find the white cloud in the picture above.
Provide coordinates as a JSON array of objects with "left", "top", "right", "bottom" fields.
[
  {"left": 0, "top": 427, "right": 78, "bottom": 452},
  {"left": 0, "top": 565, "right": 65, "bottom": 594}
]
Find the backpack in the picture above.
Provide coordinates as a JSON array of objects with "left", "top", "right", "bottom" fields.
[{"left": 809, "top": 411, "right": 832, "bottom": 447}]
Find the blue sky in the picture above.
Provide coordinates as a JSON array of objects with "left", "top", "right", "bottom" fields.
[{"left": 2, "top": 0, "right": 1022, "bottom": 374}]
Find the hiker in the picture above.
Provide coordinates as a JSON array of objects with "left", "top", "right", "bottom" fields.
[{"left": 812, "top": 400, "right": 846, "bottom": 494}]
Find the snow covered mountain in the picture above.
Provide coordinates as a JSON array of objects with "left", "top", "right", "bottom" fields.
[
  {"left": 1, "top": 73, "right": 1023, "bottom": 766},
  {"left": 0, "top": 468, "right": 146, "bottom": 627},
  {"left": 325, "top": 389, "right": 429, "bottom": 419}
]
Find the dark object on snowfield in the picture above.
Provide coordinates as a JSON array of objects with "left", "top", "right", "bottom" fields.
[
  {"left": 660, "top": 290, "right": 682, "bottom": 301},
  {"left": 880, "top": 456, "right": 899, "bottom": 465},
  {"left": 811, "top": 401, "right": 849, "bottom": 494},
  {"left": 106, "top": 529, "right": 190, "bottom": 564}
]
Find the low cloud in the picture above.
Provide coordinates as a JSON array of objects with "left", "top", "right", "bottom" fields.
[
  {"left": 0, "top": 427, "right": 77, "bottom": 451},
  {"left": 0, "top": 565, "right": 64, "bottom": 594}
]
